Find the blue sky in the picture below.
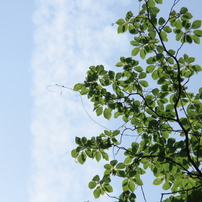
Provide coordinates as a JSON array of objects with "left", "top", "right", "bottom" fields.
[{"left": 0, "top": 0, "right": 202, "bottom": 202}]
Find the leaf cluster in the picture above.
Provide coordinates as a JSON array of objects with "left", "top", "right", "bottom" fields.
[{"left": 71, "top": 0, "right": 202, "bottom": 201}]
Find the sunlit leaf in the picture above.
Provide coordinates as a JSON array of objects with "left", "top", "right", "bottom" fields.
[
  {"left": 135, "top": 177, "right": 143, "bottom": 186},
  {"left": 162, "top": 182, "right": 171, "bottom": 190},
  {"left": 192, "top": 20, "right": 201, "bottom": 29},
  {"left": 116, "top": 18, "right": 126, "bottom": 25},
  {"left": 89, "top": 181, "right": 97, "bottom": 189},
  {"left": 95, "top": 152, "right": 101, "bottom": 162},
  {"left": 128, "top": 180, "right": 135, "bottom": 192},
  {"left": 116, "top": 163, "right": 126, "bottom": 169},
  {"left": 191, "top": 35, "right": 200, "bottom": 44},
  {"left": 96, "top": 107, "right": 103, "bottom": 116},
  {"left": 131, "top": 47, "right": 140, "bottom": 56},
  {"left": 159, "top": 17, "right": 166, "bottom": 25},
  {"left": 104, "top": 108, "right": 112, "bottom": 120},
  {"left": 153, "top": 178, "right": 164, "bottom": 185},
  {"left": 193, "top": 30, "right": 202, "bottom": 37},
  {"left": 148, "top": 0, "right": 155, "bottom": 7},
  {"left": 73, "top": 83, "right": 83, "bottom": 91},
  {"left": 139, "top": 80, "right": 149, "bottom": 87},
  {"left": 104, "top": 184, "right": 113, "bottom": 193},
  {"left": 93, "top": 188, "right": 101, "bottom": 198}
]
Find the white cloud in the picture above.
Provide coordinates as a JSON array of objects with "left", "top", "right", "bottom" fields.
[{"left": 30, "top": 0, "right": 131, "bottom": 201}]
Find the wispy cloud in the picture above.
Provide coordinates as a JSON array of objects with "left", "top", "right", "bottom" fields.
[{"left": 30, "top": 0, "right": 131, "bottom": 201}]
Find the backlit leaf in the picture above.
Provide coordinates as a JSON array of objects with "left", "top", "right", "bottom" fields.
[
  {"left": 93, "top": 188, "right": 101, "bottom": 199},
  {"left": 192, "top": 20, "right": 201, "bottom": 29},
  {"left": 116, "top": 18, "right": 126, "bottom": 25},
  {"left": 132, "top": 47, "right": 140, "bottom": 56},
  {"left": 89, "top": 181, "right": 97, "bottom": 189},
  {"left": 104, "top": 108, "right": 112, "bottom": 120}
]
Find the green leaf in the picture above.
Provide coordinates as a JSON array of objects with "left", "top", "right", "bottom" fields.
[
  {"left": 152, "top": 70, "right": 158, "bottom": 80},
  {"left": 163, "top": 26, "right": 172, "bottom": 33},
  {"left": 116, "top": 163, "right": 126, "bottom": 169},
  {"left": 140, "top": 49, "right": 146, "bottom": 59},
  {"left": 158, "top": 17, "right": 166, "bottom": 25},
  {"left": 135, "top": 177, "right": 143, "bottom": 186},
  {"left": 89, "top": 181, "right": 97, "bottom": 189},
  {"left": 182, "top": 12, "right": 193, "bottom": 20},
  {"left": 104, "top": 108, "right": 112, "bottom": 120},
  {"left": 184, "top": 34, "right": 192, "bottom": 43},
  {"left": 110, "top": 160, "right": 118, "bottom": 166},
  {"left": 117, "top": 24, "right": 128, "bottom": 34},
  {"left": 180, "top": 7, "right": 188, "bottom": 14},
  {"left": 168, "top": 49, "right": 175, "bottom": 55},
  {"left": 78, "top": 152, "right": 86, "bottom": 164},
  {"left": 153, "top": 178, "right": 164, "bottom": 185},
  {"left": 104, "top": 184, "right": 113, "bottom": 193},
  {"left": 191, "top": 35, "right": 200, "bottom": 44},
  {"left": 96, "top": 107, "right": 103, "bottom": 116},
  {"left": 116, "top": 18, "right": 126, "bottom": 25},
  {"left": 128, "top": 180, "right": 135, "bottom": 192},
  {"left": 160, "top": 31, "right": 168, "bottom": 41},
  {"left": 124, "top": 157, "right": 132, "bottom": 164},
  {"left": 139, "top": 80, "right": 149, "bottom": 87},
  {"left": 125, "top": 11, "right": 133, "bottom": 21},
  {"left": 192, "top": 20, "right": 201, "bottom": 29},
  {"left": 104, "top": 164, "right": 112, "bottom": 170},
  {"left": 122, "top": 179, "right": 129, "bottom": 191},
  {"left": 131, "top": 47, "right": 140, "bottom": 56},
  {"left": 73, "top": 83, "right": 82, "bottom": 91},
  {"left": 102, "top": 152, "right": 109, "bottom": 161},
  {"left": 85, "top": 149, "right": 93, "bottom": 158},
  {"left": 146, "top": 57, "right": 156, "bottom": 64},
  {"left": 139, "top": 72, "right": 147, "bottom": 79},
  {"left": 80, "top": 88, "right": 89, "bottom": 95},
  {"left": 146, "top": 65, "right": 155, "bottom": 73},
  {"left": 112, "top": 130, "right": 120, "bottom": 136},
  {"left": 148, "top": 0, "right": 155, "bottom": 7},
  {"left": 93, "top": 175, "right": 100, "bottom": 182},
  {"left": 193, "top": 30, "right": 202, "bottom": 37},
  {"left": 93, "top": 187, "right": 101, "bottom": 198},
  {"left": 134, "top": 66, "right": 143, "bottom": 72},
  {"left": 130, "top": 41, "right": 140, "bottom": 46},
  {"left": 71, "top": 149, "right": 78, "bottom": 158},
  {"left": 176, "top": 32, "right": 183, "bottom": 41},
  {"left": 129, "top": 24, "right": 137, "bottom": 34},
  {"left": 116, "top": 62, "right": 123, "bottom": 67},
  {"left": 155, "top": 0, "right": 163, "bottom": 3},
  {"left": 162, "top": 182, "right": 171, "bottom": 190},
  {"left": 95, "top": 152, "right": 101, "bottom": 162}
]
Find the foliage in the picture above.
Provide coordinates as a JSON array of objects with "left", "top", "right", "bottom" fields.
[{"left": 71, "top": 0, "right": 202, "bottom": 201}]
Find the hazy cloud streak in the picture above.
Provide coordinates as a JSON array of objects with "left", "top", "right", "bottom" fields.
[{"left": 30, "top": 0, "right": 130, "bottom": 201}]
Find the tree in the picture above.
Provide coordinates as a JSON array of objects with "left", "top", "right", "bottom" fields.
[{"left": 71, "top": 0, "right": 202, "bottom": 201}]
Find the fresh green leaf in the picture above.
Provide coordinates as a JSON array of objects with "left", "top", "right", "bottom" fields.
[
  {"left": 95, "top": 152, "right": 101, "bottom": 162},
  {"left": 104, "top": 108, "right": 112, "bottom": 120},
  {"left": 131, "top": 47, "right": 140, "bottom": 56},
  {"left": 162, "top": 182, "right": 172, "bottom": 190},
  {"left": 139, "top": 80, "right": 149, "bottom": 87},
  {"left": 116, "top": 18, "right": 126, "bottom": 25},
  {"left": 89, "top": 181, "right": 97, "bottom": 189},
  {"left": 93, "top": 187, "right": 101, "bottom": 198},
  {"left": 96, "top": 107, "right": 103, "bottom": 116},
  {"left": 128, "top": 180, "right": 135, "bottom": 192},
  {"left": 73, "top": 83, "right": 82, "bottom": 91},
  {"left": 116, "top": 62, "right": 123, "bottom": 67},
  {"left": 192, "top": 20, "right": 202, "bottom": 29},
  {"left": 104, "top": 184, "right": 113, "bottom": 193},
  {"left": 116, "top": 163, "right": 126, "bottom": 169},
  {"left": 193, "top": 30, "right": 202, "bottom": 37}
]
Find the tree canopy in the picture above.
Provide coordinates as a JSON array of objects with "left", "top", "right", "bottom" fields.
[{"left": 71, "top": 0, "right": 202, "bottom": 201}]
